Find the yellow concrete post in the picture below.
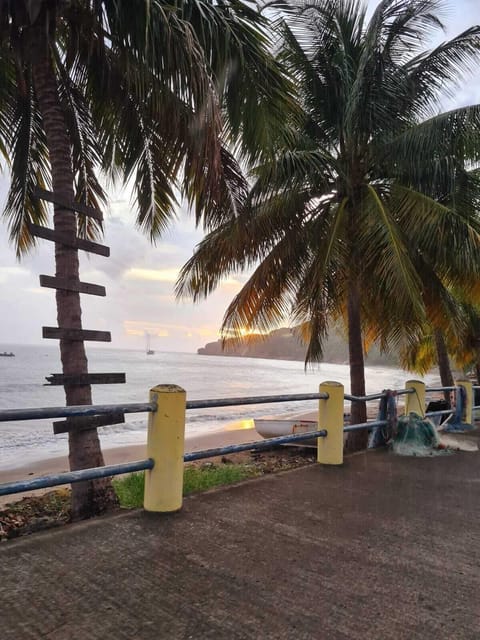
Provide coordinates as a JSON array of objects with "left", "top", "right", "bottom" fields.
[
  {"left": 404, "top": 380, "right": 425, "bottom": 417},
  {"left": 144, "top": 384, "right": 186, "bottom": 513},
  {"left": 317, "top": 381, "right": 344, "bottom": 465},
  {"left": 456, "top": 379, "right": 473, "bottom": 425}
]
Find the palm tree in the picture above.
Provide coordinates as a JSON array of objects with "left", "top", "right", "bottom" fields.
[
  {"left": 400, "top": 301, "right": 480, "bottom": 402},
  {"left": 177, "top": 0, "right": 480, "bottom": 451},
  {"left": 400, "top": 327, "right": 454, "bottom": 402},
  {"left": 436, "top": 302, "right": 480, "bottom": 385},
  {"left": 458, "top": 304, "right": 480, "bottom": 383},
  {"left": 399, "top": 163, "right": 480, "bottom": 401},
  {"left": 0, "top": 0, "right": 295, "bottom": 517}
]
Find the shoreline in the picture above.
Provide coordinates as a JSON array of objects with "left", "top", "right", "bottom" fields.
[
  {"left": 0, "top": 428, "right": 261, "bottom": 506},
  {"left": 0, "top": 409, "right": 318, "bottom": 478},
  {"left": 1, "top": 403, "right": 397, "bottom": 505},
  {"left": 0, "top": 425, "right": 263, "bottom": 485},
  {"left": 0, "top": 411, "right": 316, "bottom": 504}
]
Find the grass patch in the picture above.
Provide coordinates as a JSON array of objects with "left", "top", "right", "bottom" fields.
[
  {"left": 113, "top": 472, "right": 145, "bottom": 508},
  {"left": 113, "top": 463, "right": 259, "bottom": 509},
  {"left": 184, "top": 464, "right": 258, "bottom": 494}
]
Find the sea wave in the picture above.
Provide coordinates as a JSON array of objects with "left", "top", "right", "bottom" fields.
[{"left": 0, "top": 345, "right": 439, "bottom": 469}]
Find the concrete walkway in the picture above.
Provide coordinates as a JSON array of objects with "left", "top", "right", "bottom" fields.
[{"left": 1, "top": 444, "right": 479, "bottom": 639}]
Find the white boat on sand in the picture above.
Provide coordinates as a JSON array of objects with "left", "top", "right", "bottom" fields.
[
  {"left": 254, "top": 419, "right": 319, "bottom": 447},
  {"left": 254, "top": 416, "right": 351, "bottom": 447}
]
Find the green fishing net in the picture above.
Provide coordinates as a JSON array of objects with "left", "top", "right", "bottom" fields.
[{"left": 392, "top": 412, "right": 452, "bottom": 457}]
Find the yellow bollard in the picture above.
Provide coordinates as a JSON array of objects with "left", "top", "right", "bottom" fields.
[
  {"left": 456, "top": 379, "right": 473, "bottom": 425},
  {"left": 317, "top": 381, "right": 344, "bottom": 465},
  {"left": 404, "top": 380, "right": 425, "bottom": 417},
  {"left": 144, "top": 384, "right": 186, "bottom": 513}
]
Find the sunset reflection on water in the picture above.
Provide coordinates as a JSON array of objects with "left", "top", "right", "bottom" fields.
[{"left": 224, "top": 419, "right": 255, "bottom": 431}]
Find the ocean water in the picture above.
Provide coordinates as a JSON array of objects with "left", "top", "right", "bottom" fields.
[{"left": 0, "top": 344, "right": 438, "bottom": 469}]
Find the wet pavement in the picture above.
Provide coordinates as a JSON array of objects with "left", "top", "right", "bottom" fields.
[{"left": 1, "top": 436, "right": 479, "bottom": 639}]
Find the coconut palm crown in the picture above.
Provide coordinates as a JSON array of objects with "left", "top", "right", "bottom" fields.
[{"left": 177, "top": 0, "right": 480, "bottom": 448}]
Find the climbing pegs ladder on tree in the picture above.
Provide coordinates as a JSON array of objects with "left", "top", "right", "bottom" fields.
[{"left": 31, "top": 187, "right": 126, "bottom": 433}]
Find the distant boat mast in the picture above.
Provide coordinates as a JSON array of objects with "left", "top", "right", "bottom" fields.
[{"left": 146, "top": 332, "right": 154, "bottom": 355}]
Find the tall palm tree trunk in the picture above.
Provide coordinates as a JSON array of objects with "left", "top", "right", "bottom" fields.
[
  {"left": 30, "top": 24, "right": 115, "bottom": 519},
  {"left": 433, "top": 328, "right": 454, "bottom": 405},
  {"left": 346, "top": 280, "right": 368, "bottom": 452},
  {"left": 475, "top": 343, "right": 480, "bottom": 385}
]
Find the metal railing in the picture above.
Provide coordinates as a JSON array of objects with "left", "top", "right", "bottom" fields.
[
  {"left": 0, "top": 391, "right": 329, "bottom": 498},
  {"left": 2, "top": 459, "right": 154, "bottom": 496},
  {"left": 0, "top": 401, "right": 157, "bottom": 423},
  {"left": 0, "top": 381, "right": 476, "bottom": 501}
]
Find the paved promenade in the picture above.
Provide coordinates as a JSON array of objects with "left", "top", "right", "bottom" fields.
[{"left": 1, "top": 440, "right": 479, "bottom": 639}]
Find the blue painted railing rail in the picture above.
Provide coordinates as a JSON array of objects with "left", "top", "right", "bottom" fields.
[
  {"left": 0, "top": 459, "right": 153, "bottom": 497},
  {"left": 343, "top": 420, "right": 388, "bottom": 433},
  {"left": 0, "top": 394, "right": 329, "bottom": 423},
  {"left": 184, "top": 430, "right": 327, "bottom": 462},
  {"left": 186, "top": 392, "right": 328, "bottom": 409},
  {"left": 0, "top": 382, "right": 476, "bottom": 499},
  {"left": 0, "top": 402, "right": 156, "bottom": 423}
]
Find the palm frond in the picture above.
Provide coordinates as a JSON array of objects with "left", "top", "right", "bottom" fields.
[
  {"left": 405, "top": 25, "right": 480, "bottom": 117},
  {"left": 54, "top": 49, "right": 106, "bottom": 240},
  {"left": 220, "top": 228, "right": 313, "bottom": 338},
  {"left": 399, "top": 332, "right": 436, "bottom": 375},
  {"left": 359, "top": 185, "right": 424, "bottom": 316},
  {"left": 381, "top": 104, "right": 480, "bottom": 178},
  {"left": 2, "top": 87, "right": 50, "bottom": 256},
  {"left": 391, "top": 185, "right": 480, "bottom": 284}
]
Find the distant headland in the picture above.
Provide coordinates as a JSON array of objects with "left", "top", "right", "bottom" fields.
[{"left": 197, "top": 327, "right": 398, "bottom": 367}]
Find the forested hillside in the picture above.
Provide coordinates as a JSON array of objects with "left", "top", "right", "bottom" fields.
[{"left": 198, "top": 327, "right": 399, "bottom": 366}]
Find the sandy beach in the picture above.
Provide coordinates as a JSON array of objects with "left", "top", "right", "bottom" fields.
[
  {"left": 0, "top": 409, "right": 319, "bottom": 505},
  {"left": 1, "top": 399, "right": 405, "bottom": 507},
  {"left": 0, "top": 425, "right": 258, "bottom": 500}
]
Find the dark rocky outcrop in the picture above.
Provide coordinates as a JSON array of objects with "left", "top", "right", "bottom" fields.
[{"left": 198, "top": 327, "right": 398, "bottom": 366}]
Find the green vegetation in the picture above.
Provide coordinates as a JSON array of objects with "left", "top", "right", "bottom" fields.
[
  {"left": 113, "top": 465, "right": 260, "bottom": 509},
  {"left": 178, "top": 0, "right": 480, "bottom": 452},
  {"left": 399, "top": 301, "right": 480, "bottom": 403},
  {"left": 112, "top": 474, "right": 145, "bottom": 509}
]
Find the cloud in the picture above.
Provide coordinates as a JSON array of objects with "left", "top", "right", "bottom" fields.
[
  {"left": 219, "top": 277, "right": 244, "bottom": 289},
  {"left": 24, "top": 287, "right": 50, "bottom": 296},
  {"left": 0, "top": 266, "right": 30, "bottom": 283},
  {"left": 124, "top": 267, "right": 180, "bottom": 283}
]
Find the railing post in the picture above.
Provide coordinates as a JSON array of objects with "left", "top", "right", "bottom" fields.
[
  {"left": 317, "top": 381, "right": 344, "bottom": 465},
  {"left": 404, "top": 380, "right": 425, "bottom": 417},
  {"left": 144, "top": 384, "right": 186, "bottom": 513},
  {"left": 370, "top": 392, "right": 388, "bottom": 448},
  {"left": 456, "top": 379, "right": 473, "bottom": 425}
]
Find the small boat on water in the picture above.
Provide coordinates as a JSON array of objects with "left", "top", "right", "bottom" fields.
[
  {"left": 0, "top": 351, "right": 15, "bottom": 357},
  {"left": 145, "top": 332, "right": 154, "bottom": 355},
  {"left": 254, "top": 419, "right": 319, "bottom": 447}
]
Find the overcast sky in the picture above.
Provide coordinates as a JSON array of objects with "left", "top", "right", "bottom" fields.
[{"left": 1, "top": 0, "right": 479, "bottom": 353}]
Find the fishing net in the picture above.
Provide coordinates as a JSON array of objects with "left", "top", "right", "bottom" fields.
[
  {"left": 392, "top": 412, "right": 453, "bottom": 457},
  {"left": 368, "top": 390, "right": 397, "bottom": 449}
]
